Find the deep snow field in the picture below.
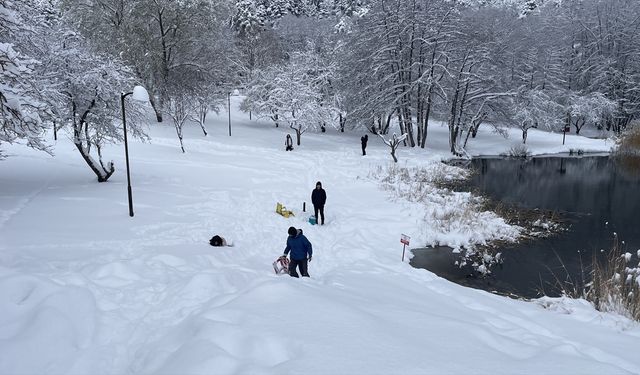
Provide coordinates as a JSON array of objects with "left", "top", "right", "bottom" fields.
[{"left": 1, "top": 98, "right": 638, "bottom": 375}]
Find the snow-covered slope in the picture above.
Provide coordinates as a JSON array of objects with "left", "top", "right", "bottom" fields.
[{"left": 0, "top": 99, "right": 635, "bottom": 375}]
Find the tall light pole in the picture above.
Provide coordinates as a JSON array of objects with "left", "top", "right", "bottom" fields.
[
  {"left": 228, "top": 91, "right": 232, "bottom": 136},
  {"left": 120, "top": 85, "right": 149, "bottom": 217}
]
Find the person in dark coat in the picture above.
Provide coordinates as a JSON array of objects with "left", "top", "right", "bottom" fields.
[
  {"left": 283, "top": 226, "right": 313, "bottom": 277},
  {"left": 311, "top": 181, "right": 326, "bottom": 225},
  {"left": 285, "top": 134, "right": 293, "bottom": 151},
  {"left": 361, "top": 134, "right": 368, "bottom": 155}
]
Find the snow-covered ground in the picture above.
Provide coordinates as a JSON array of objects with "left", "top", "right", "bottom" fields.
[{"left": 1, "top": 98, "right": 637, "bottom": 375}]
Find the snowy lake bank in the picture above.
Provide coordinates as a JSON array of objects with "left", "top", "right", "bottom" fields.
[{"left": 411, "top": 155, "right": 640, "bottom": 298}]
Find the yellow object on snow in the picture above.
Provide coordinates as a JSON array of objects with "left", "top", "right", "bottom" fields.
[{"left": 276, "top": 202, "right": 294, "bottom": 218}]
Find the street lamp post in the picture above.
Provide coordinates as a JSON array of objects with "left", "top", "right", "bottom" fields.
[
  {"left": 120, "top": 86, "right": 149, "bottom": 217},
  {"left": 228, "top": 91, "right": 232, "bottom": 136}
]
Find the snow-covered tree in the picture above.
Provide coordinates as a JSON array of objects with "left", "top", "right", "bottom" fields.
[
  {"left": 510, "top": 89, "right": 563, "bottom": 143},
  {"left": 61, "top": 0, "right": 234, "bottom": 123},
  {"left": 568, "top": 92, "right": 617, "bottom": 135},
  {"left": 244, "top": 47, "right": 338, "bottom": 145},
  {"left": 166, "top": 90, "right": 192, "bottom": 153},
  {"left": 0, "top": 0, "right": 50, "bottom": 157},
  {"left": 189, "top": 84, "right": 225, "bottom": 137},
  {"left": 44, "top": 29, "right": 146, "bottom": 181},
  {"left": 378, "top": 132, "right": 407, "bottom": 163}
]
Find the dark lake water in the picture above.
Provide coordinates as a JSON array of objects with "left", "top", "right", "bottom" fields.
[{"left": 410, "top": 156, "right": 640, "bottom": 298}]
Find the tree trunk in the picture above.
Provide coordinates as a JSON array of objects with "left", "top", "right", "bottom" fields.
[
  {"left": 396, "top": 108, "right": 406, "bottom": 146},
  {"left": 199, "top": 110, "right": 207, "bottom": 136},
  {"left": 403, "top": 105, "right": 415, "bottom": 147},
  {"left": 448, "top": 87, "right": 460, "bottom": 155},
  {"left": 290, "top": 123, "right": 302, "bottom": 145},
  {"left": 149, "top": 95, "right": 163, "bottom": 122},
  {"left": 74, "top": 141, "right": 114, "bottom": 182},
  {"left": 574, "top": 118, "right": 584, "bottom": 135},
  {"left": 175, "top": 124, "right": 185, "bottom": 153},
  {"left": 420, "top": 92, "right": 432, "bottom": 148},
  {"left": 71, "top": 98, "right": 114, "bottom": 181}
]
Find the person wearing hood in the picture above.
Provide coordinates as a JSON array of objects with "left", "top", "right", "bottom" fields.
[
  {"left": 283, "top": 226, "right": 313, "bottom": 277},
  {"left": 361, "top": 134, "right": 368, "bottom": 156},
  {"left": 311, "top": 181, "right": 326, "bottom": 225},
  {"left": 285, "top": 134, "right": 293, "bottom": 151}
]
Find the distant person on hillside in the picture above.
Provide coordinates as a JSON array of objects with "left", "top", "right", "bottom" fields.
[
  {"left": 311, "top": 181, "right": 326, "bottom": 225},
  {"left": 361, "top": 134, "right": 368, "bottom": 155},
  {"left": 283, "top": 226, "right": 313, "bottom": 277},
  {"left": 285, "top": 134, "right": 293, "bottom": 151}
]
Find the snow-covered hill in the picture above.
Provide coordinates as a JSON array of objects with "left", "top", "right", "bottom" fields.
[{"left": 1, "top": 98, "right": 636, "bottom": 375}]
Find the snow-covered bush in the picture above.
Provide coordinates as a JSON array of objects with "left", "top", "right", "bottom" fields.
[
  {"left": 371, "top": 163, "right": 521, "bottom": 275},
  {"left": 505, "top": 144, "right": 531, "bottom": 158}
]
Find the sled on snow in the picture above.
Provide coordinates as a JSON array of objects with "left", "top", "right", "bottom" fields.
[
  {"left": 273, "top": 255, "right": 290, "bottom": 274},
  {"left": 276, "top": 202, "right": 295, "bottom": 218}
]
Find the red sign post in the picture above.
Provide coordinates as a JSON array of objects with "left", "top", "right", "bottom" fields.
[{"left": 401, "top": 234, "right": 410, "bottom": 261}]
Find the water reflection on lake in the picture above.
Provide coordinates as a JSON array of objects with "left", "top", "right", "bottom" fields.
[{"left": 410, "top": 156, "right": 640, "bottom": 298}]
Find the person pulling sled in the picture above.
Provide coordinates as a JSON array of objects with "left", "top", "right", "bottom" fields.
[{"left": 283, "top": 226, "right": 312, "bottom": 277}]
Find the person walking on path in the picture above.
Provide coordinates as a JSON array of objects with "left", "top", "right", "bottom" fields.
[
  {"left": 285, "top": 134, "right": 293, "bottom": 151},
  {"left": 283, "top": 226, "right": 312, "bottom": 277},
  {"left": 311, "top": 181, "right": 326, "bottom": 225},
  {"left": 361, "top": 134, "right": 368, "bottom": 155}
]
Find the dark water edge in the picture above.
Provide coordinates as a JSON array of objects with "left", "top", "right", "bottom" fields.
[{"left": 410, "top": 155, "right": 640, "bottom": 299}]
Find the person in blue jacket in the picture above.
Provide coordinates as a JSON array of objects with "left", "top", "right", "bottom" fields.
[{"left": 283, "top": 226, "right": 313, "bottom": 277}]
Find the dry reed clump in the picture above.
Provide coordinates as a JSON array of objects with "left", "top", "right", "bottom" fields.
[
  {"left": 554, "top": 234, "right": 640, "bottom": 322},
  {"left": 617, "top": 126, "right": 640, "bottom": 155},
  {"left": 588, "top": 234, "right": 640, "bottom": 321},
  {"left": 614, "top": 127, "right": 640, "bottom": 178}
]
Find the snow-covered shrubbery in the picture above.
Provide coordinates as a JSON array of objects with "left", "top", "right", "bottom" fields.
[
  {"left": 371, "top": 163, "right": 521, "bottom": 275},
  {"left": 503, "top": 144, "right": 531, "bottom": 158}
]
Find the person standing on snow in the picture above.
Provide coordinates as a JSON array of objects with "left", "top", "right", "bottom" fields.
[
  {"left": 311, "top": 181, "right": 326, "bottom": 225},
  {"left": 361, "top": 134, "right": 368, "bottom": 156},
  {"left": 283, "top": 226, "right": 313, "bottom": 277},
  {"left": 285, "top": 134, "right": 293, "bottom": 151}
]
